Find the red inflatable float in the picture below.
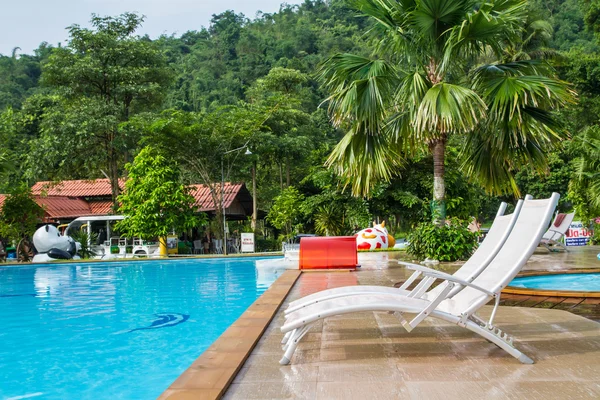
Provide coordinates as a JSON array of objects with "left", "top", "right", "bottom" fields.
[{"left": 299, "top": 236, "right": 359, "bottom": 270}]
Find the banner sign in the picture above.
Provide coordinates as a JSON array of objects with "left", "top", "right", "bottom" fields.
[
  {"left": 241, "top": 233, "right": 255, "bottom": 253},
  {"left": 565, "top": 221, "right": 592, "bottom": 246},
  {"left": 167, "top": 235, "right": 179, "bottom": 254}
]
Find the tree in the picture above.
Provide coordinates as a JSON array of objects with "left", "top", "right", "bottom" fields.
[
  {"left": 29, "top": 13, "right": 171, "bottom": 205},
  {"left": 267, "top": 186, "right": 305, "bottom": 239},
  {"left": 0, "top": 184, "right": 44, "bottom": 242},
  {"left": 568, "top": 126, "right": 600, "bottom": 220},
  {"left": 137, "top": 105, "right": 265, "bottom": 239},
  {"left": 115, "top": 147, "right": 205, "bottom": 245},
  {"left": 299, "top": 167, "right": 372, "bottom": 235},
  {"left": 320, "top": 0, "right": 575, "bottom": 224}
]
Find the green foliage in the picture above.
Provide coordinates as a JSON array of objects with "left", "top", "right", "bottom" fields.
[
  {"left": 1, "top": 1, "right": 599, "bottom": 259},
  {"left": 69, "top": 230, "right": 98, "bottom": 259},
  {"left": 267, "top": 186, "right": 304, "bottom": 239},
  {"left": 25, "top": 13, "right": 172, "bottom": 203},
  {"left": 407, "top": 219, "right": 479, "bottom": 262},
  {"left": 0, "top": 184, "right": 44, "bottom": 242},
  {"left": 299, "top": 168, "right": 371, "bottom": 235},
  {"left": 589, "top": 220, "right": 600, "bottom": 245},
  {"left": 568, "top": 126, "right": 600, "bottom": 220},
  {"left": 255, "top": 237, "right": 280, "bottom": 252},
  {"left": 0, "top": 44, "right": 51, "bottom": 110},
  {"left": 321, "top": 0, "right": 575, "bottom": 208},
  {"left": 515, "top": 152, "right": 573, "bottom": 210},
  {"left": 115, "top": 146, "right": 206, "bottom": 240}
]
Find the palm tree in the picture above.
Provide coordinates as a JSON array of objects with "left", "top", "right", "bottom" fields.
[{"left": 319, "top": 0, "right": 575, "bottom": 224}]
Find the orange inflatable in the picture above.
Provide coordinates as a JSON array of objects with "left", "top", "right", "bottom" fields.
[{"left": 299, "top": 236, "right": 358, "bottom": 270}]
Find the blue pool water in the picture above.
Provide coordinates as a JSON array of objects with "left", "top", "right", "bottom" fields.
[
  {"left": 0, "top": 257, "right": 282, "bottom": 399},
  {"left": 510, "top": 273, "right": 600, "bottom": 292}
]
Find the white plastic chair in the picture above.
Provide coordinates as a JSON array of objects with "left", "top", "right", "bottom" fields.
[
  {"left": 193, "top": 240, "right": 203, "bottom": 254},
  {"left": 213, "top": 239, "right": 223, "bottom": 254},
  {"left": 540, "top": 212, "right": 575, "bottom": 252},
  {"left": 280, "top": 194, "right": 559, "bottom": 365}
]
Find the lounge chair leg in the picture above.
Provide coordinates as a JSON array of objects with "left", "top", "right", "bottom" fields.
[
  {"left": 280, "top": 323, "right": 313, "bottom": 365},
  {"left": 393, "top": 312, "right": 414, "bottom": 332},
  {"left": 559, "top": 242, "right": 568, "bottom": 252},
  {"left": 542, "top": 242, "right": 552, "bottom": 252},
  {"left": 464, "top": 320, "right": 533, "bottom": 364},
  {"left": 283, "top": 326, "right": 310, "bottom": 350},
  {"left": 282, "top": 329, "right": 296, "bottom": 349},
  {"left": 281, "top": 331, "right": 291, "bottom": 344}
]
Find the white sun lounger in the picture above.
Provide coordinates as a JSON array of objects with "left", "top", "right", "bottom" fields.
[
  {"left": 280, "top": 194, "right": 559, "bottom": 365},
  {"left": 284, "top": 200, "right": 523, "bottom": 315},
  {"left": 540, "top": 212, "right": 575, "bottom": 252}
]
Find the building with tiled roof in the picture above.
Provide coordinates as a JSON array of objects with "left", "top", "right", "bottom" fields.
[
  {"left": 31, "top": 179, "right": 124, "bottom": 197},
  {"left": 23, "top": 179, "right": 253, "bottom": 223}
]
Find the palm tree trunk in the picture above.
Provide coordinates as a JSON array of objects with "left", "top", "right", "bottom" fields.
[{"left": 431, "top": 137, "right": 447, "bottom": 225}]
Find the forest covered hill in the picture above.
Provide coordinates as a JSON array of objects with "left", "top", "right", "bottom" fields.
[{"left": 1, "top": 0, "right": 599, "bottom": 243}]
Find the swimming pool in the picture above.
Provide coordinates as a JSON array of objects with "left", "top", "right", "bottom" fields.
[
  {"left": 510, "top": 273, "right": 600, "bottom": 292},
  {"left": 0, "top": 257, "right": 283, "bottom": 399}
]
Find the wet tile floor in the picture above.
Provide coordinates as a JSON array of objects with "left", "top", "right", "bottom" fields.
[{"left": 224, "top": 246, "right": 600, "bottom": 399}]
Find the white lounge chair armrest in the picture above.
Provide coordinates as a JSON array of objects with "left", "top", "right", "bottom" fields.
[
  {"left": 425, "top": 273, "right": 497, "bottom": 297},
  {"left": 397, "top": 261, "right": 496, "bottom": 297},
  {"left": 397, "top": 261, "right": 457, "bottom": 281}
]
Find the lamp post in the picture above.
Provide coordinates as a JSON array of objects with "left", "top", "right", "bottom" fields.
[{"left": 221, "top": 142, "right": 252, "bottom": 255}]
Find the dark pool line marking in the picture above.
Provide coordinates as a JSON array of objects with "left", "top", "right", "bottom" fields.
[
  {"left": 0, "top": 294, "right": 37, "bottom": 298},
  {"left": 128, "top": 313, "right": 190, "bottom": 333}
]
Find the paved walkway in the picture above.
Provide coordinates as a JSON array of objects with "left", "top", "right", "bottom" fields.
[{"left": 225, "top": 246, "right": 600, "bottom": 399}]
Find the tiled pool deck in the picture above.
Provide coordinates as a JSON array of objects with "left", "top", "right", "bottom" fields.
[{"left": 224, "top": 246, "right": 600, "bottom": 399}]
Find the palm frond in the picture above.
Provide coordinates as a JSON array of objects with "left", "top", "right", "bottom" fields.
[
  {"left": 478, "top": 74, "right": 576, "bottom": 145},
  {"left": 325, "top": 127, "right": 404, "bottom": 197},
  {"left": 443, "top": 0, "right": 528, "bottom": 69},
  {"left": 347, "top": 0, "right": 415, "bottom": 31},
  {"left": 415, "top": 83, "right": 486, "bottom": 136},
  {"left": 319, "top": 54, "right": 399, "bottom": 135}
]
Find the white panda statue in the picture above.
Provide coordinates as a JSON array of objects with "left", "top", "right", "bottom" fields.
[{"left": 32, "top": 225, "right": 80, "bottom": 263}]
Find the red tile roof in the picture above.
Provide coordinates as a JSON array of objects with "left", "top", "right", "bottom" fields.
[
  {"left": 0, "top": 194, "right": 5, "bottom": 210},
  {"left": 27, "top": 179, "right": 250, "bottom": 220},
  {"left": 89, "top": 200, "right": 114, "bottom": 215},
  {"left": 35, "top": 196, "right": 93, "bottom": 220},
  {"left": 189, "top": 183, "right": 243, "bottom": 212},
  {"left": 31, "top": 179, "right": 124, "bottom": 197}
]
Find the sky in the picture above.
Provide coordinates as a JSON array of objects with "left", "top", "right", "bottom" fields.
[{"left": 0, "top": 0, "right": 304, "bottom": 56}]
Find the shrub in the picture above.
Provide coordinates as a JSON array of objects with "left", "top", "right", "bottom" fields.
[
  {"left": 407, "top": 218, "right": 478, "bottom": 262},
  {"left": 589, "top": 220, "right": 599, "bottom": 245},
  {"left": 255, "top": 238, "right": 280, "bottom": 252},
  {"left": 69, "top": 231, "right": 98, "bottom": 259}
]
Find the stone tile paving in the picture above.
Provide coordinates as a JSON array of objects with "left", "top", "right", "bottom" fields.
[{"left": 225, "top": 246, "right": 600, "bottom": 399}]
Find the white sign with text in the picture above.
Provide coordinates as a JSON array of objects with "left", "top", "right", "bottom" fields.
[
  {"left": 241, "top": 233, "right": 255, "bottom": 253},
  {"left": 565, "top": 221, "right": 592, "bottom": 246}
]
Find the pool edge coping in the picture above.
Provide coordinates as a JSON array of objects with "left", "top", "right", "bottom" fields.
[
  {"left": 158, "top": 269, "right": 301, "bottom": 400},
  {"left": 0, "top": 252, "right": 284, "bottom": 267},
  {"left": 503, "top": 268, "right": 600, "bottom": 298}
]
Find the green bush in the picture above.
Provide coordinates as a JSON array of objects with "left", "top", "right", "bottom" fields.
[
  {"left": 407, "top": 218, "right": 478, "bottom": 262},
  {"left": 256, "top": 238, "right": 280, "bottom": 252},
  {"left": 589, "top": 221, "right": 599, "bottom": 245},
  {"left": 69, "top": 231, "right": 98, "bottom": 259}
]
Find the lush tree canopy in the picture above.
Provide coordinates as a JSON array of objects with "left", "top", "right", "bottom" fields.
[
  {"left": 115, "top": 146, "right": 205, "bottom": 240},
  {"left": 0, "top": 0, "right": 599, "bottom": 246}
]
